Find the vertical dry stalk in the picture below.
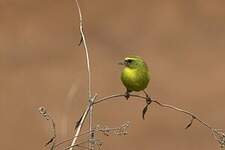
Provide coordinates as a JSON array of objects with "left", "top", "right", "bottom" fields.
[
  {"left": 70, "top": 0, "right": 94, "bottom": 150},
  {"left": 75, "top": 0, "right": 91, "bottom": 97}
]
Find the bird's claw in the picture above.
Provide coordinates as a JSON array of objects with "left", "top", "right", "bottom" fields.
[{"left": 124, "top": 91, "right": 130, "bottom": 100}]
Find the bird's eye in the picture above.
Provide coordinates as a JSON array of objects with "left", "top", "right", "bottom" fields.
[{"left": 127, "top": 59, "right": 133, "bottom": 63}]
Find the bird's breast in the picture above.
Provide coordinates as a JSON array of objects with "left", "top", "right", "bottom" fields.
[{"left": 121, "top": 67, "right": 149, "bottom": 91}]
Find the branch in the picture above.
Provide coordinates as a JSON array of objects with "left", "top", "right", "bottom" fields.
[
  {"left": 93, "top": 93, "right": 225, "bottom": 147},
  {"left": 94, "top": 94, "right": 212, "bottom": 129}
]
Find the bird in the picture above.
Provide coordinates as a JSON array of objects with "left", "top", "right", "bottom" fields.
[{"left": 119, "top": 56, "right": 150, "bottom": 99}]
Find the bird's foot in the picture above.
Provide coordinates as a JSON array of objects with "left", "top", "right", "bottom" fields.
[{"left": 124, "top": 91, "right": 130, "bottom": 100}]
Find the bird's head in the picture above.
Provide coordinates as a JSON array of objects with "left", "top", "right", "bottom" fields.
[{"left": 119, "top": 56, "right": 147, "bottom": 69}]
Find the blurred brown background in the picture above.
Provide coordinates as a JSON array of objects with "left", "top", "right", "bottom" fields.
[{"left": 1, "top": 0, "right": 225, "bottom": 149}]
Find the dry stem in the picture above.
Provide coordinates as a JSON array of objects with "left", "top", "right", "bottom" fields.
[{"left": 73, "top": 0, "right": 94, "bottom": 150}]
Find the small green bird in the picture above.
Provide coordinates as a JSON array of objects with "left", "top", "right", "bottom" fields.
[{"left": 120, "top": 56, "right": 150, "bottom": 98}]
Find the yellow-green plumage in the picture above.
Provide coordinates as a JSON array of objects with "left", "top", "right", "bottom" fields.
[{"left": 120, "top": 56, "right": 150, "bottom": 92}]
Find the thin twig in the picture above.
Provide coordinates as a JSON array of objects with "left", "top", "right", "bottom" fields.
[
  {"left": 93, "top": 94, "right": 125, "bottom": 105},
  {"left": 38, "top": 107, "right": 56, "bottom": 149},
  {"left": 151, "top": 100, "right": 213, "bottom": 130},
  {"left": 55, "top": 138, "right": 73, "bottom": 148}
]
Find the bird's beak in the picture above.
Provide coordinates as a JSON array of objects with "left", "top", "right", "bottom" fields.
[{"left": 118, "top": 61, "right": 125, "bottom": 65}]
